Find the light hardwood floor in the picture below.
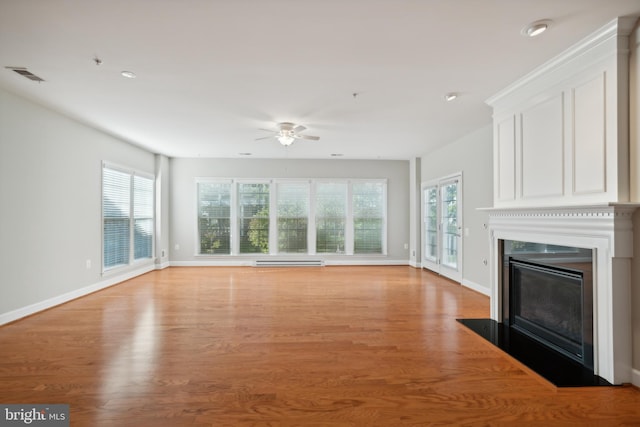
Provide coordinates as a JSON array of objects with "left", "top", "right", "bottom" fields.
[{"left": 0, "top": 266, "right": 639, "bottom": 426}]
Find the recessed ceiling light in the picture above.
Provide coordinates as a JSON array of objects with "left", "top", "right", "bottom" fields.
[
  {"left": 444, "top": 93, "right": 458, "bottom": 102},
  {"left": 521, "top": 19, "right": 552, "bottom": 37},
  {"left": 239, "top": 152, "right": 252, "bottom": 156},
  {"left": 330, "top": 153, "right": 344, "bottom": 157},
  {"left": 121, "top": 70, "right": 137, "bottom": 79}
]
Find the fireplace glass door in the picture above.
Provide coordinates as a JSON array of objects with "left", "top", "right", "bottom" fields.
[{"left": 510, "top": 259, "right": 584, "bottom": 362}]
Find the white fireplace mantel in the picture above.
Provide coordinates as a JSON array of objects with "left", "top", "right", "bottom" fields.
[{"left": 483, "top": 203, "right": 639, "bottom": 384}]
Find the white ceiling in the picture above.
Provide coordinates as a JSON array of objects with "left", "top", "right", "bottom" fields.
[{"left": 1, "top": 1, "right": 639, "bottom": 160}]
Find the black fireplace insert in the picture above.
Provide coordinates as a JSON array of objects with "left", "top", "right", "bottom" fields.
[
  {"left": 509, "top": 258, "right": 590, "bottom": 368},
  {"left": 503, "top": 242, "right": 594, "bottom": 371}
]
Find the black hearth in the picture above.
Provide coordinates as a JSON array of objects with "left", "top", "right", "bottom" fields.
[
  {"left": 459, "top": 240, "right": 611, "bottom": 387},
  {"left": 457, "top": 318, "right": 611, "bottom": 387}
]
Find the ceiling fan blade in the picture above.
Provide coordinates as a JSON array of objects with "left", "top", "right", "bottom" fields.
[
  {"left": 258, "top": 128, "right": 276, "bottom": 133},
  {"left": 293, "top": 125, "right": 307, "bottom": 133},
  {"left": 298, "top": 134, "right": 320, "bottom": 141},
  {"left": 255, "top": 136, "right": 274, "bottom": 141}
]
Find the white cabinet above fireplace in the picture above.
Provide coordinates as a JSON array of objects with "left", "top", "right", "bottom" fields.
[{"left": 487, "top": 17, "right": 638, "bottom": 208}]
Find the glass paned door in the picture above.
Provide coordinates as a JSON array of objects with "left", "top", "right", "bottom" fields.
[
  {"left": 441, "top": 180, "right": 460, "bottom": 271},
  {"left": 421, "top": 175, "right": 462, "bottom": 282},
  {"left": 423, "top": 186, "right": 438, "bottom": 263}
]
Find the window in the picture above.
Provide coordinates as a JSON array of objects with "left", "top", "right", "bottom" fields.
[
  {"left": 316, "top": 182, "right": 347, "bottom": 253},
  {"left": 238, "top": 182, "right": 270, "bottom": 254},
  {"left": 198, "top": 181, "right": 231, "bottom": 254},
  {"left": 102, "top": 165, "right": 154, "bottom": 271},
  {"left": 352, "top": 182, "right": 385, "bottom": 254},
  {"left": 277, "top": 182, "right": 309, "bottom": 253},
  {"left": 103, "top": 168, "right": 131, "bottom": 268},
  {"left": 195, "top": 178, "right": 387, "bottom": 257},
  {"left": 133, "top": 176, "right": 154, "bottom": 260}
]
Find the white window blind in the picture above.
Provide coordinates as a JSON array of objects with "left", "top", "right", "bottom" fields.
[
  {"left": 316, "top": 182, "right": 347, "bottom": 253},
  {"left": 238, "top": 183, "right": 270, "bottom": 254},
  {"left": 277, "top": 182, "right": 309, "bottom": 253},
  {"left": 198, "top": 182, "right": 231, "bottom": 254},
  {"left": 352, "top": 182, "right": 385, "bottom": 254},
  {"left": 133, "top": 175, "right": 154, "bottom": 260},
  {"left": 103, "top": 168, "right": 131, "bottom": 268},
  {"left": 193, "top": 178, "right": 387, "bottom": 257},
  {"left": 102, "top": 165, "right": 154, "bottom": 271}
]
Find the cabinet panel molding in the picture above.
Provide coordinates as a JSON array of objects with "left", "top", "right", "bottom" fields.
[
  {"left": 486, "top": 17, "right": 635, "bottom": 208},
  {"left": 520, "top": 95, "right": 564, "bottom": 199},
  {"left": 496, "top": 116, "right": 516, "bottom": 201},
  {"left": 572, "top": 74, "right": 607, "bottom": 195}
]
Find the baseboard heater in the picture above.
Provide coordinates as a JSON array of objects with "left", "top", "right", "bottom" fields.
[{"left": 254, "top": 260, "right": 325, "bottom": 267}]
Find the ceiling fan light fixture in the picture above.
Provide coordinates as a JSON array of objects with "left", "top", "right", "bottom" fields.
[
  {"left": 277, "top": 135, "right": 295, "bottom": 146},
  {"left": 522, "top": 19, "right": 552, "bottom": 37},
  {"left": 257, "top": 122, "right": 319, "bottom": 146}
]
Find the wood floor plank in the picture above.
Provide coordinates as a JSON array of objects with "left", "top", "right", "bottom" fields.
[{"left": 0, "top": 266, "right": 639, "bottom": 426}]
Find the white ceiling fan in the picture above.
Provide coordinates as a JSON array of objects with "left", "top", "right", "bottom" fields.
[{"left": 256, "top": 122, "right": 320, "bottom": 146}]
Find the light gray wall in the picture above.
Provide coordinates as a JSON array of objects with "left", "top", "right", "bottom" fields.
[
  {"left": 0, "top": 88, "right": 156, "bottom": 318},
  {"left": 420, "top": 125, "right": 493, "bottom": 291},
  {"left": 629, "top": 22, "right": 640, "bottom": 381},
  {"left": 409, "top": 158, "right": 421, "bottom": 266},
  {"left": 155, "top": 154, "right": 171, "bottom": 268},
  {"left": 169, "top": 158, "right": 410, "bottom": 263}
]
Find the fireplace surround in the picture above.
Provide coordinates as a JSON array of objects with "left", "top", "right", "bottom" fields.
[
  {"left": 485, "top": 204, "right": 637, "bottom": 385},
  {"left": 480, "top": 16, "right": 640, "bottom": 386}
]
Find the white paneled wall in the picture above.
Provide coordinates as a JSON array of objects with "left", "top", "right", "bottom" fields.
[
  {"left": 495, "top": 116, "right": 516, "bottom": 202},
  {"left": 487, "top": 17, "right": 637, "bottom": 208},
  {"left": 572, "top": 74, "right": 606, "bottom": 195},
  {"left": 521, "top": 94, "right": 564, "bottom": 199}
]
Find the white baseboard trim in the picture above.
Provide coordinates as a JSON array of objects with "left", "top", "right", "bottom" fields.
[
  {"left": 170, "top": 260, "right": 254, "bottom": 267},
  {"left": 633, "top": 368, "right": 640, "bottom": 388},
  {"left": 461, "top": 279, "right": 491, "bottom": 297},
  {"left": 409, "top": 260, "right": 421, "bottom": 268},
  {"left": 171, "top": 259, "right": 410, "bottom": 267},
  {"left": 0, "top": 264, "right": 155, "bottom": 326},
  {"left": 155, "top": 261, "right": 171, "bottom": 270},
  {"left": 325, "top": 259, "right": 409, "bottom": 266}
]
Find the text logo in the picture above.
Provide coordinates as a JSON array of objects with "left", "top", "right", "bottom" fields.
[{"left": 0, "top": 405, "right": 69, "bottom": 426}]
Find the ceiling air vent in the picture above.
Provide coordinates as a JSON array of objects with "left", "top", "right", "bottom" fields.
[{"left": 5, "top": 66, "right": 45, "bottom": 82}]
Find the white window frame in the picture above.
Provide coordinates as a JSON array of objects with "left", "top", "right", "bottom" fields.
[
  {"left": 314, "top": 180, "right": 349, "bottom": 255},
  {"left": 421, "top": 172, "right": 463, "bottom": 282},
  {"left": 236, "top": 179, "right": 271, "bottom": 255},
  {"left": 193, "top": 177, "right": 388, "bottom": 257},
  {"left": 275, "top": 179, "right": 312, "bottom": 255},
  {"left": 351, "top": 179, "right": 388, "bottom": 256},
  {"left": 102, "top": 162, "right": 155, "bottom": 274},
  {"left": 195, "top": 178, "right": 234, "bottom": 256}
]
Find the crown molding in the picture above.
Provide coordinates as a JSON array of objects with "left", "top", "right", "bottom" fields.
[{"left": 486, "top": 16, "right": 638, "bottom": 107}]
